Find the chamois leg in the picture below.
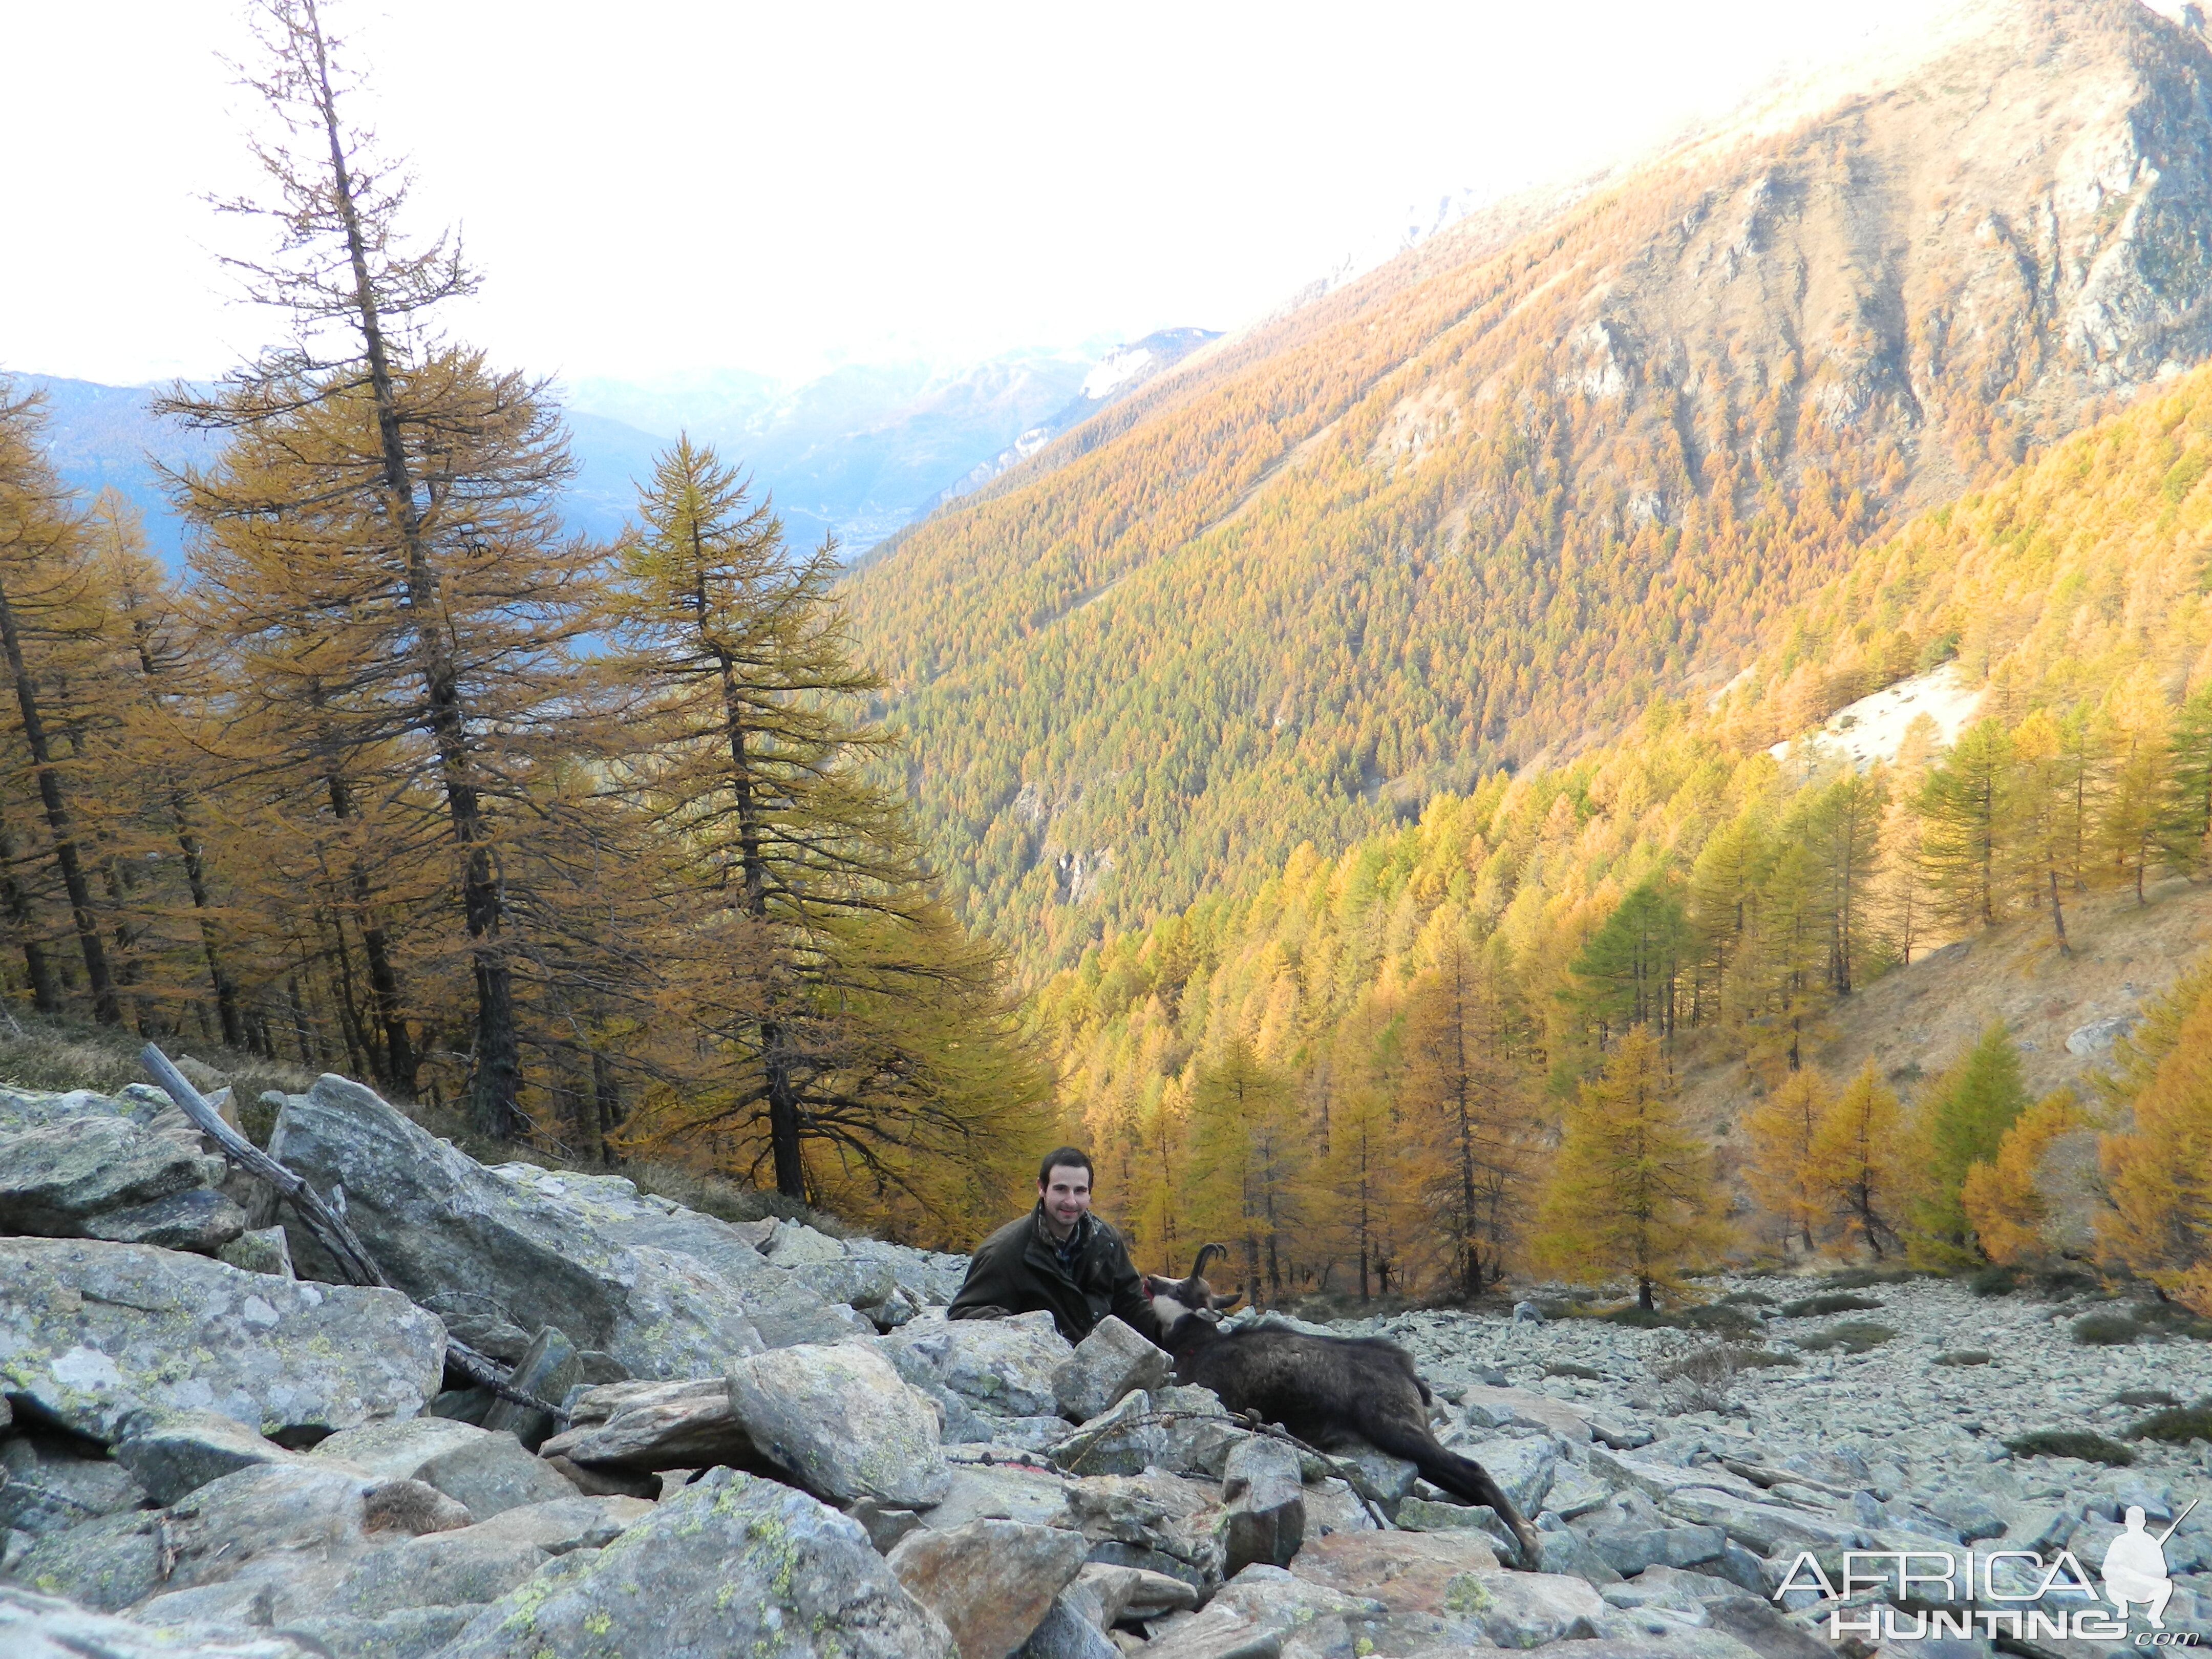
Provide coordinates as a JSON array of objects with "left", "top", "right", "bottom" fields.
[{"left": 1359, "top": 1420, "right": 1543, "bottom": 1562}]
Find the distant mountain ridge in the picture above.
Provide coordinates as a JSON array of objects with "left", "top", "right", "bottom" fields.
[{"left": 840, "top": 0, "right": 2212, "bottom": 972}]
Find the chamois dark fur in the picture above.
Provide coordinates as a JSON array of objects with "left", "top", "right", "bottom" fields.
[{"left": 1145, "top": 1244, "right": 1541, "bottom": 1560}]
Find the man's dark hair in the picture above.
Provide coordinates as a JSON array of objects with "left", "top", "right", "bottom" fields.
[{"left": 1037, "top": 1146, "right": 1094, "bottom": 1186}]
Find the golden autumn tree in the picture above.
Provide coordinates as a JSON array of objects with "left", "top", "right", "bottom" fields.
[
  {"left": 1400, "top": 921, "right": 1533, "bottom": 1296},
  {"left": 1962, "top": 1090, "right": 2087, "bottom": 1265},
  {"left": 1908, "top": 1023, "right": 2030, "bottom": 1264},
  {"left": 1743, "top": 1065, "right": 1834, "bottom": 1253},
  {"left": 1533, "top": 1023, "right": 1731, "bottom": 1309},
  {"left": 2096, "top": 958, "right": 2212, "bottom": 1312},
  {"left": 1807, "top": 1062, "right": 1906, "bottom": 1260},
  {"left": 607, "top": 436, "right": 1043, "bottom": 1229},
  {"left": 1186, "top": 1035, "right": 1304, "bottom": 1305}
]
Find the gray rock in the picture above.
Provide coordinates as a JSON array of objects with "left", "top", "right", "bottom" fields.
[
  {"left": 1062, "top": 1472, "right": 1227, "bottom": 1592},
  {"left": 1656, "top": 1487, "right": 1862, "bottom": 1555},
  {"left": 115, "top": 1408, "right": 319, "bottom": 1504},
  {"left": 1220, "top": 1434, "right": 1304, "bottom": 1576},
  {"left": 83, "top": 1186, "right": 248, "bottom": 1252},
  {"left": 460, "top": 1494, "right": 653, "bottom": 1554},
  {"left": 979, "top": 1414, "right": 1081, "bottom": 1452},
  {"left": 217, "top": 1226, "right": 294, "bottom": 1279},
  {"left": 0, "top": 1431, "right": 147, "bottom": 1536},
  {"left": 1050, "top": 1389, "right": 1165, "bottom": 1476},
  {"left": 1333, "top": 1440, "right": 1421, "bottom": 1512},
  {"left": 1142, "top": 1564, "right": 1389, "bottom": 1659},
  {"left": 309, "top": 1418, "right": 578, "bottom": 1519},
  {"left": 1536, "top": 1522, "right": 1626, "bottom": 1584},
  {"left": 6, "top": 1462, "right": 465, "bottom": 1613},
  {"left": 921, "top": 1463, "right": 1078, "bottom": 1532},
  {"left": 886, "top": 1310, "right": 1072, "bottom": 1418},
  {"left": 1467, "top": 1430, "right": 1560, "bottom": 1516},
  {"left": 889, "top": 1518, "right": 1092, "bottom": 1659},
  {"left": 1460, "top": 1384, "right": 1593, "bottom": 1439},
  {"left": 1051, "top": 1315, "right": 1171, "bottom": 1423},
  {"left": 1014, "top": 1596, "right": 1119, "bottom": 1659},
  {"left": 0, "top": 1586, "right": 308, "bottom": 1658},
  {"left": 0, "top": 1115, "right": 214, "bottom": 1236},
  {"left": 1399, "top": 1495, "right": 1523, "bottom": 1558},
  {"left": 1059, "top": 1560, "right": 1201, "bottom": 1627},
  {"left": 274, "top": 1606, "right": 476, "bottom": 1659},
  {"left": 536, "top": 1378, "right": 748, "bottom": 1471},
  {"left": 137, "top": 1580, "right": 276, "bottom": 1628},
  {"left": 1595, "top": 1523, "right": 1729, "bottom": 1575},
  {"left": 1926, "top": 1489, "right": 2008, "bottom": 1541},
  {"left": 2066, "top": 1014, "right": 2136, "bottom": 1056},
  {"left": 784, "top": 1254, "right": 900, "bottom": 1309},
  {"left": 436, "top": 1466, "right": 957, "bottom": 1658},
  {"left": 264, "top": 1076, "right": 839, "bottom": 1373},
  {"left": 477, "top": 1323, "right": 577, "bottom": 1451},
  {"left": 0, "top": 1238, "right": 444, "bottom": 1442},
  {"left": 316, "top": 1530, "right": 551, "bottom": 1617},
  {"left": 726, "top": 1341, "right": 952, "bottom": 1506}
]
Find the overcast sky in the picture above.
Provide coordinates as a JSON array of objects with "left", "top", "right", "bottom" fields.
[{"left": 8, "top": 0, "right": 1968, "bottom": 390}]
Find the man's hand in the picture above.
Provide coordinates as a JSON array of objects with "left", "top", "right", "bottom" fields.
[{"left": 947, "top": 1303, "right": 1012, "bottom": 1321}]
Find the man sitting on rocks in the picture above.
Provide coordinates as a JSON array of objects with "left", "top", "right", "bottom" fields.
[{"left": 947, "top": 1146, "right": 1160, "bottom": 1346}]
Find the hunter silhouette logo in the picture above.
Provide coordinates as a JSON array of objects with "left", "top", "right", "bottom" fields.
[{"left": 2104, "top": 1501, "right": 2197, "bottom": 1628}]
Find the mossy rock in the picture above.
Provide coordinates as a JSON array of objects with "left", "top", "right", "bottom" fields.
[
  {"left": 2116, "top": 1388, "right": 2180, "bottom": 1408},
  {"left": 1820, "top": 1267, "right": 1917, "bottom": 1290},
  {"left": 2070, "top": 1311, "right": 2142, "bottom": 1347},
  {"left": 1543, "top": 1362, "right": 1605, "bottom": 1381},
  {"left": 1780, "top": 1292, "right": 1883, "bottom": 1318},
  {"left": 1795, "top": 1320, "right": 1895, "bottom": 1354},
  {"left": 1933, "top": 1350, "right": 1992, "bottom": 1367},
  {"left": 2004, "top": 1429, "right": 2134, "bottom": 1466},
  {"left": 2130, "top": 1401, "right": 2212, "bottom": 1445}
]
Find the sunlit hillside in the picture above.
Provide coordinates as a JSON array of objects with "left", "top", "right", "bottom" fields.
[
  {"left": 1032, "top": 356, "right": 2212, "bottom": 1284},
  {"left": 847, "top": 0, "right": 2212, "bottom": 972}
]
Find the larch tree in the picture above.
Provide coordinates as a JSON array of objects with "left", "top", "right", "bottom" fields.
[
  {"left": 1532, "top": 1023, "right": 1730, "bottom": 1310},
  {"left": 2096, "top": 956, "right": 2212, "bottom": 1313},
  {"left": 1807, "top": 1062, "right": 1905, "bottom": 1260},
  {"left": 1908, "top": 1023, "right": 2030, "bottom": 1264},
  {"left": 1961, "top": 1089, "right": 2086, "bottom": 1266},
  {"left": 2159, "top": 686, "right": 2212, "bottom": 878},
  {"left": 607, "top": 436, "right": 1041, "bottom": 1227},
  {"left": 2008, "top": 708, "right": 2083, "bottom": 955},
  {"left": 1806, "top": 770, "right": 1887, "bottom": 994},
  {"left": 162, "top": 0, "right": 620, "bottom": 1133},
  {"left": 1916, "top": 720, "right": 2012, "bottom": 930},
  {"left": 0, "top": 384, "right": 129, "bottom": 1023},
  {"left": 1399, "top": 923, "right": 1530, "bottom": 1296},
  {"left": 1186, "top": 1036, "right": 1303, "bottom": 1305},
  {"left": 1567, "top": 879, "right": 1689, "bottom": 1048},
  {"left": 1743, "top": 1064, "right": 1834, "bottom": 1252},
  {"left": 2099, "top": 676, "right": 2170, "bottom": 903}
]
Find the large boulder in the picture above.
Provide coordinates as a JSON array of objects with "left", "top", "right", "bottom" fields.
[
  {"left": 5, "top": 1461, "right": 468, "bottom": 1615},
  {"left": 1219, "top": 1435, "right": 1304, "bottom": 1576},
  {"left": 888, "top": 1518, "right": 1091, "bottom": 1659},
  {"left": 309, "top": 1417, "right": 578, "bottom": 1519},
  {"left": 0, "top": 1115, "right": 221, "bottom": 1239},
  {"left": 885, "top": 1310, "right": 1073, "bottom": 1418},
  {"left": 114, "top": 1408, "right": 321, "bottom": 1504},
  {"left": 84, "top": 1187, "right": 247, "bottom": 1252},
  {"left": 536, "top": 1378, "right": 750, "bottom": 1472},
  {"left": 1051, "top": 1315, "right": 1170, "bottom": 1423},
  {"left": 0, "top": 1429, "right": 147, "bottom": 1537},
  {"left": 264, "top": 1076, "right": 858, "bottom": 1369},
  {"left": 0, "top": 1238, "right": 444, "bottom": 1442},
  {"left": 726, "top": 1342, "right": 952, "bottom": 1507},
  {"left": 1140, "top": 1565, "right": 1390, "bottom": 1658},
  {"left": 436, "top": 1466, "right": 958, "bottom": 1658},
  {"left": 0, "top": 1587, "right": 308, "bottom": 1659}
]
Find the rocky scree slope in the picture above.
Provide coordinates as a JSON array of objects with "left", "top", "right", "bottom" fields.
[
  {"left": 843, "top": 0, "right": 2212, "bottom": 970},
  {"left": 3, "top": 1069, "right": 2207, "bottom": 1658}
]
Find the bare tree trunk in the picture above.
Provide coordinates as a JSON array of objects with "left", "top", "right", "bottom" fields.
[{"left": 0, "top": 578, "right": 116, "bottom": 1022}]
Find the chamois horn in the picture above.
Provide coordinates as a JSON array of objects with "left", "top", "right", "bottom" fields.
[{"left": 1187, "top": 1242, "right": 1229, "bottom": 1283}]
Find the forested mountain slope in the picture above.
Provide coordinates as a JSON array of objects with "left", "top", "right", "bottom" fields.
[
  {"left": 846, "top": 0, "right": 2212, "bottom": 970},
  {"left": 1031, "top": 355, "right": 2212, "bottom": 1280}
]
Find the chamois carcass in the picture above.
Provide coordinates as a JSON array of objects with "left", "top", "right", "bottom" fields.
[{"left": 1145, "top": 1243, "right": 1542, "bottom": 1560}]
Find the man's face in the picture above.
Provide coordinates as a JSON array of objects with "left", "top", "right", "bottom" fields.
[{"left": 1038, "top": 1164, "right": 1092, "bottom": 1235}]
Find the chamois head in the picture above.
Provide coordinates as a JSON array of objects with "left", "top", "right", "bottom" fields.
[{"left": 1144, "top": 1242, "right": 1243, "bottom": 1343}]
